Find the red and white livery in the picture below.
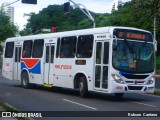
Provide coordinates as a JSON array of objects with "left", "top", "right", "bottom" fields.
[{"left": 2, "top": 26, "right": 156, "bottom": 98}]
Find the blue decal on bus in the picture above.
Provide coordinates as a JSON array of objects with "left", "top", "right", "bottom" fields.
[
  {"left": 118, "top": 61, "right": 129, "bottom": 67},
  {"left": 119, "top": 71, "right": 133, "bottom": 75},
  {"left": 21, "top": 60, "right": 41, "bottom": 74}
]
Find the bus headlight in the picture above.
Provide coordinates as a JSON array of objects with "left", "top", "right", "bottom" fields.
[
  {"left": 112, "top": 74, "right": 124, "bottom": 84},
  {"left": 147, "top": 77, "right": 155, "bottom": 84}
]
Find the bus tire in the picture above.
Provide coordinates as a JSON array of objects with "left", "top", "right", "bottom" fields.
[
  {"left": 21, "top": 72, "right": 31, "bottom": 89},
  {"left": 114, "top": 93, "right": 124, "bottom": 98},
  {"left": 79, "top": 76, "right": 88, "bottom": 98}
]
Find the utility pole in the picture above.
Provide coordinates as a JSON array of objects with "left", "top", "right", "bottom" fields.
[
  {"left": 1, "top": 0, "right": 20, "bottom": 8},
  {"left": 154, "top": 16, "right": 156, "bottom": 41},
  {"left": 154, "top": 16, "right": 157, "bottom": 51},
  {"left": 65, "top": 0, "right": 96, "bottom": 28},
  {"left": 23, "top": 13, "right": 31, "bottom": 17}
]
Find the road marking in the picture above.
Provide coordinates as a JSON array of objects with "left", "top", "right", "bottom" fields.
[
  {"left": 131, "top": 101, "right": 157, "bottom": 108},
  {"left": 143, "top": 93, "right": 160, "bottom": 98},
  {"left": 63, "top": 99, "right": 97, "bottom": 110}
]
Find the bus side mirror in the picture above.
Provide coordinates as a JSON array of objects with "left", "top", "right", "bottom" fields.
[
  {"left": 113, "top": 39, "right": 117, "bottom": 51},
  {"left": 154, "top": 40, "right": 157, "bottom": 52}
]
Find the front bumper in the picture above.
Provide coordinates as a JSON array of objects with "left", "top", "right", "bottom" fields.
[{"left": 110, "top": 81, "right": 155, "bottom": 94}]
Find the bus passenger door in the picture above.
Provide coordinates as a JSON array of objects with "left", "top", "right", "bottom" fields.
[
  {"left": 94, "top": 41, "right": 109, "bottom": 90},
  {"left": 44, "top": 44, "right": 55, "bottom": 85},
  {"left": 13, "top": 46, "right": 22, "bottom": 81}
]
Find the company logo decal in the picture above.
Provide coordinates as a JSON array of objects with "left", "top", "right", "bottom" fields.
[
  {"left": 55, "top": 65, "right": 72, "bottom": 69},
  {"left": 116, "top": 86, "right": 123, "bottom": 90},
  {"left": 21, "top": 59, "right": 41, "bottom": 74}
]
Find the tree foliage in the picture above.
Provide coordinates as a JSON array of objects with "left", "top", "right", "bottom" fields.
[
  {"left": 23, "top": 5, "right": 95, "bottom": 34},
  {"left": 20, "top": 1, "right": 160, "bottom": 54},
  {"left": 0, "top": 10, "right": 17, "bottom": 43}
]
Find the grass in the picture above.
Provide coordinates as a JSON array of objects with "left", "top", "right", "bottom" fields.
[
  {"left": 156, "top": 56, "right": 160, "bottom": 70},
  {"left": 154, "top": 88, "right": 160, "bottom": 95},
  {"left": 155, "top": 56, "right": 160, "bottom": 95},
  {"left": 0, "top": 102, "right": 19, "bottom": 112},
  {"left": 0, "top": 102, "right": 29, "bottom": 120}
]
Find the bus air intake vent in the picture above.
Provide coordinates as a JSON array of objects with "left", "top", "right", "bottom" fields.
[
  {"left": 121, "top": 74, "right": 149, "bottom": 79},
  {"left": 128, "top": 86, "right": 143, "bottom": 90}
]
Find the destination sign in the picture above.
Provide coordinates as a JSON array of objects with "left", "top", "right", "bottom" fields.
[{"left": 113, "top": 29, "right": 153, "bottom": 42}]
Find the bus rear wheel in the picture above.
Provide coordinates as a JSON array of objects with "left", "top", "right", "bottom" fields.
[
  {"left": 114, "top": 93, "right": 124, "bottom": 98},
  {"left": 21, "top": 72, "right": 31, "bottom": 89},
  {"left": 79, "top": 76, "right": 88, "bottom": 98}
]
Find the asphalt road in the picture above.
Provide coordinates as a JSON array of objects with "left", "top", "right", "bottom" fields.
[{"left": 0, "top": 73, "right": 160, "bottom": 120}]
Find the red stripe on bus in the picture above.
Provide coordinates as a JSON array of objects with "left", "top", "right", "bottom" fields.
[{"left": 21, "top": 59, "right": 39, "bottom": 68}]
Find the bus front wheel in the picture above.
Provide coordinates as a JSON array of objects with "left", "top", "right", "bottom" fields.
[
  {"left": 79, "top": 76, "right": 88, "bottom": 98},
  {"left": 21, "top": 72, "right": 31, "bottom": 89}
]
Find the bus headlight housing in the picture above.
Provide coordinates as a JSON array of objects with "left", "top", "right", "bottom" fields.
[
  {"left": 112, "top": 74, "right": 124, "bottom": 84},
  {"left": 147, "top": 77, "right": 155, "bottom": 84}
]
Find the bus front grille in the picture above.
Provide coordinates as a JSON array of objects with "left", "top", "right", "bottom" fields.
[
  {"left": 125, "top": 80, "right": 145, "bottom": 84},
  {"left": 121, "top": 74, "right": 149, "bottom": 79},
  {"left": 128, "top": 86, "right": 143, "bottom": 90}
]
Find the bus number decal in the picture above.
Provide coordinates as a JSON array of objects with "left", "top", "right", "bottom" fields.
[{"left": 55, "top": 65, "right": 72, "bottom": 70}]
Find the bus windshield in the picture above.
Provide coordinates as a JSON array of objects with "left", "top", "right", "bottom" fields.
[{"left": 112, "top": 40, "right": 154, "bottom": 73}]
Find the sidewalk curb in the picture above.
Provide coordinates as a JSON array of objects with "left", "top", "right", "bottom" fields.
[
  {"left": 0, "top": 102, "right": 34, "bottom": 120},
  {"left": 0, "top": 102, "right": 18, "bottom": 120},
  {"left": 155, "top": 75, "right": 160, "bottom": 78}
]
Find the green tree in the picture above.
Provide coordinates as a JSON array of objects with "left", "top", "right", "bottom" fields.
[
  {"left": 21, "top": 5, "right": 96, "bottom": 35},
  {"left": 19, "top": 28, "right": 32, "bottom": 36},
  {"left": 0, "top": 10, "right": 17, "bottom": 43},
  {"left": 130, "top": 0, "right": 160, "bottom": 54},
  {"left": 95, "top": 13, "right": 110, "bottom": 27},
  {"left": 20, "top": 1, "right": 160, "bottom": 55}
]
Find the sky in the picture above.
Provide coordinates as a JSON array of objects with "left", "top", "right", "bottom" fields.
[{"left": 0, "top": 0, "right": 130, "bottom": 30}]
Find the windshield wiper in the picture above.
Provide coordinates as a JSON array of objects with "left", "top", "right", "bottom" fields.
[{"left": 124, "top": 37, "right": 134, "bottom": 54}]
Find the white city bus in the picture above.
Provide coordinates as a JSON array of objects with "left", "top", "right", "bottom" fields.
[{"left": 2, "top": 26, "right": 156, "bottom": 98}]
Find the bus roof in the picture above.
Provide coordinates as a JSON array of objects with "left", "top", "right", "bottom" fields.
[{"left": 6, "top": 26, "right": 151, "bottom": 42}]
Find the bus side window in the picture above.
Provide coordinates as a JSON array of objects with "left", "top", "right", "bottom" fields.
[
  {"left": 77, "top": 35, "right": 94, "bottom": 58},
  {"left": 5, "top": 42, "right": 14, "bottom": 58},
  {"left": 60, "top": 36, "right": 77, "bottom": 58},
  {"left": 32, "top": 39, "right": 44, "bottom": 58},
  {"left": 56, "top": 38, "right": 60, "bottom": 58},
  {"left": 22, "top": 40, "right": 33, "bottom": 58}
]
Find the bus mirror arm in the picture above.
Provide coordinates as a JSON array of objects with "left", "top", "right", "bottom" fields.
[{"left": 113, "top": 36, "right": 117, "bottom": 51}]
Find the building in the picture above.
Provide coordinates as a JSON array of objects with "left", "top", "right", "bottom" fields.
[
  {"left": 112, "top": 0, "right": 125, "bottom": 12},
  {"left": 1, "top": 2, "right": 14, "bottom": 24},
  {"left": 112, "top": 3, "right": 116, "bottom": 12}
]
